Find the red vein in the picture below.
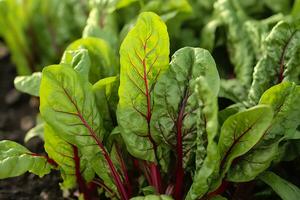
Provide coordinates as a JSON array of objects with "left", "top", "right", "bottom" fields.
[
  {"left": 28, "top": 153, "right": 58, "bottom": 167},
  {"left": 174, "top": 88, "right": 189, "bottom": 200},
  {"left": 116, "top": 145, "right": 132, "bottom": 196},
  {"left": 61, "top": 88, "right": 129, "bottom": 200},
  {"left": 139, "top": 34, "right": 161, "bottom": 193},
  {"left": 72, "top": 145, "right": 90, "bottom": 200}
]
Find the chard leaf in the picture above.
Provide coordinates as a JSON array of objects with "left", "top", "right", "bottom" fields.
[
  {"left": 211, "top": 196, "right": 227, "bottom": 200},
  {"left": 130, "top": 195, "right": 173, "bottom": 200},
  {"left": 259, "top": 171, "right": 300, "bottom": 200},
  {"left": 93, "top": 76, "right": 119, "bottom": 132},
  {"left": 24, "top": 114, "right": 45, "bottom": 143},
  {"left": 219, "top": 79, "right": 248, "bottom": 103},
  {"left": 152, "top": 47, "right": 219, "bottom": 168},
  {"left": 117, "top": 12, "right": 169, "bottom": 161},
  {"left": 40, "top": 65, "right": 122, "bottom": 196},
  {"left": 83, "top": 7, "right": 119, "bottom": 48},
  {"left": 64, "top": 37, "right": 118, "bottom": 84},
  {"left": 14, "top": 72, "right": 42, "bottom": 97},
  {"left": 61, "top": 49, "right": 91, "bottom": 80},
  {"left": 185, "top": 76, "right": 219, "bottom": 200},
  {"left": 0, "top": 140, "right": 53, "bottom": 178},
  {"left": 215, "top": 0, "right": 255, "bottom": 87},
  {"left": 217, "top": 105, "right": 273, "bottom": 183},
  {"left": 292, "top": 0, "right": 300, "bottom": 18},
  {"left": 44, "top": 124, "right": 94, "bottom": 189},
  {"left": 248, "top": 21, "right": 300, "bottom": 105},
  {"left": 152, "top": 47, "right": 219, "bottom": 199},
  {"left": 227, "top": 82, "right": 300, "bottom": 182}
]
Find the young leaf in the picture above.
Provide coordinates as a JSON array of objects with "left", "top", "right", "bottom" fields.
[
  {"left": 93, "top": 76, "right": 119, "bottom": 132},
  {"left": 14, "top": 72, "right": 42, "bottom": 97},
  {"left": 24, "top": 114, "right": 45, "bottom": 143},
  {"left": 65, "top": 37, "right": 118, "bottom": 84},
  {"left": 40, "top": 65, "right": 126, "bottom": 199},
  {"left": 82, "top": 6, "right": 119, "bottom": 49},
  {"left": 259, "top": 171, "right": 300, "bottom": 200},
  {"left": 117, "top": 12, "right": 170, "bottom": 161},
  {"left": 248, "top": 21, "right": 300, "bottom": 105},
  {"left": 61, "top": 49, "right": 91, "bottom": 81},
  {"left": 227, "top": 82, "right": 300, "bottom": 182},
  {"left": 217, "top": 105, "right": 273, "bottom": 181},
  {"left": 0, "top": 140, "right": 54, "bottom": 178},
  {"left": 185, "top": 76, "right": 220, "bottom": 200}
]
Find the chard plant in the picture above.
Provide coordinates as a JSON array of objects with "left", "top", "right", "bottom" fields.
[{"left": 1, "top": 5, "right": 300, "bottom": 200}]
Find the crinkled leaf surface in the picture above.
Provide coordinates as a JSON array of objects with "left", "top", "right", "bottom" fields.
[
  {"left": 0, "top": 140, "right": 53, "bottom": 178},
  {"left": 227, "top": 82, "right": 300, "bottom": 182},
  {"left": 185, "top": 76, "right": 220, "bottom": 200},
  {"left": 215, "top": 0, "right": 255, "bottom": 87},
  {"left": 117, "top": 12, "right": 169, "bottom": 161},
  {"left": 152, "top": 47, "right": 219, "bottom": 168},
  {"left": 14, "top": 72, "right": 41, "bottom": 97},
  {"left": 248, "top": 21, "right": 300, "bottom": 105}
]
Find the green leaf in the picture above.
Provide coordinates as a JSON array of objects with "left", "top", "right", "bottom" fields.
[
  {"left": 210, "top": 195, "right": 227, "bottom": 200},
  {"left": 292, "top": 0, "right": 300, "bottom": 19},
  {"left": 14, "top": 72, "right": 42, "bottom": 97},
  {"left": 219, "top": 79, "right": 248, "bottom": 103},
  {"left": 200, "top": 16, "right": 222, "bottom": 52},
  {"left": 0, "top": 140, "right": 53, "bottom": 178},
  {"left": 93, "top": 76, "right": 119, "bottom": 132},
  {"left": 248, "top": 21, "right": 300, "bottom": 105},
  {"left": 185, "top": 76, "right": 220, "bottom": 200},
  {"left": 259, "top": 82, "right": 300, "bottom": 140},
  {"left": 117, "top": 12, "right": 170, "bottom": 161},
  {"left": 259, "top": 171, "right": 300, "bottom": 200},
  {"left": 82, "top": 7, "right": 119, "bottom": 48},
  {"left": 215, "top": 0, "right": 255, "bottom": 87},
  {"left": 64, "top": 37, "right": 118, "bottom": 84},
  {"left": 130, "top": 195, "right": 173, "bottom": 200},
  {"left": 217, "top": 105, "right": 273, "bottom": 182},
  {"left": 227, "top": 82, "right": 300, "bottom": 182},
  {"left": 44, "top": 124, "right": 94, "bottom": 189},
  {"left": 39, "top": 65, "right": 118, "bottom": 193},
  {"left": 24, "top": 114, "right": 45, "bottom": 143},
  {"left": 218, "top": 103, "right": 245, "bottom": 127},
  {"left": 61, "top": 49, "right": 91, "bottom": 80},
  {"left": 152, "top": 47, "right": 219, "bottom": 167}
]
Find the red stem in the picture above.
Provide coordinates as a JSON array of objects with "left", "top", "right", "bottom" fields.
[
  {"left": 139, "top": 39, "right": 162, "bottom": 193},
  {"left": 174, "top": 89, "right": 189, "bottom": 200},
  {"left": 62, "top": 88, "right": 129, "bottom": 200},
  {"left": 149, "top": 162, "right": 162, "bottom": 193},
  {"left": 116, "top": 146, "right": 132, "bottom": 195},
  {"left": 72, "top": 145, "right": 91, "bottom": 200}
]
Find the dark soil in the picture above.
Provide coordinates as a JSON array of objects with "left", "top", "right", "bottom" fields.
[{"left": 0, "top": 53, "right": 64, "bottom": 200}]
